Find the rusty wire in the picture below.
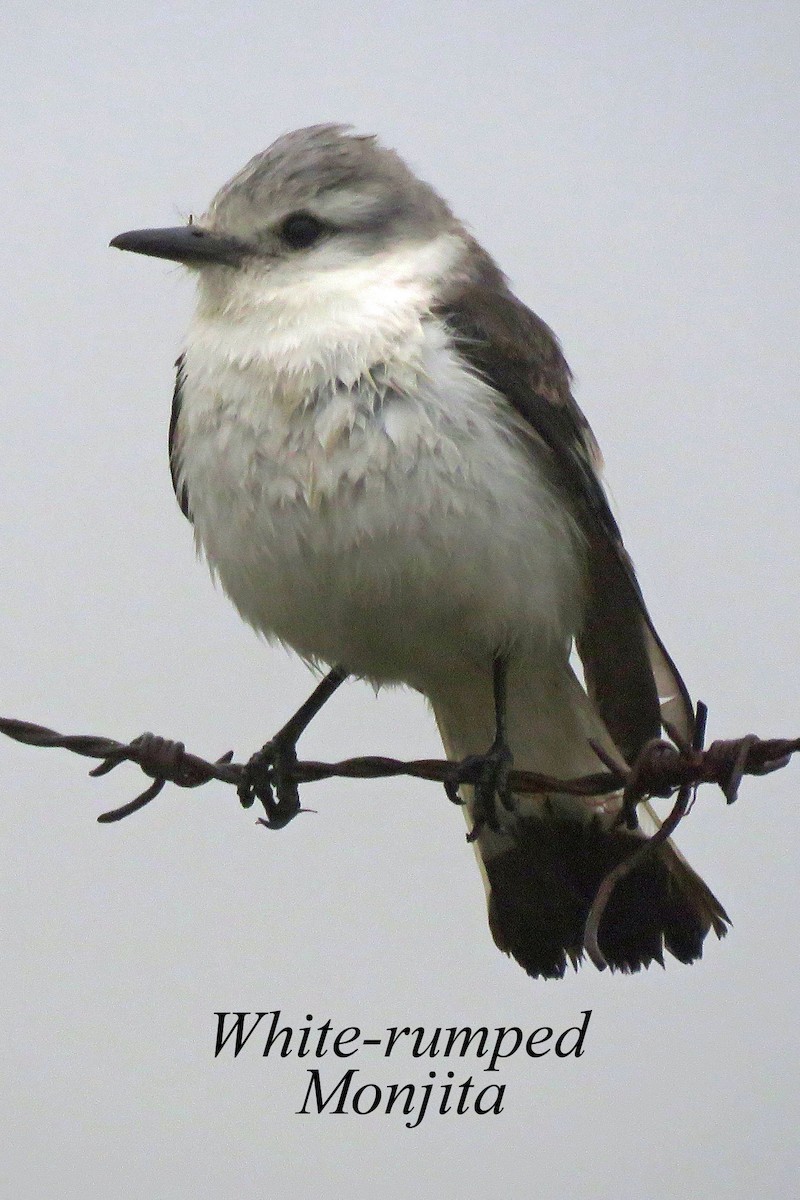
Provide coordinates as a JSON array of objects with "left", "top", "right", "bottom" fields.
[{"left": 1, "top": 708, "right": 797, "bottom": 967}]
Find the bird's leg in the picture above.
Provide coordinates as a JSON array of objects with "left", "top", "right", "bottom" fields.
[
  {"left": 445, "top": 654, "right": 515, "bottom": 841},
  {"left": 238, "top": 665, "right": 348, "bottom": 828}
]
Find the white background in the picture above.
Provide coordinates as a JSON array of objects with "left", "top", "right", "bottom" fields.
[{"left": 2, "top": 3, "right": 798, "bottom": 1196}]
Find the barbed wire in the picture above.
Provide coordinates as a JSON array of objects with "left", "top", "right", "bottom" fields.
[{"left": 1, "top": 707, "right": 797, "bottom": 969}]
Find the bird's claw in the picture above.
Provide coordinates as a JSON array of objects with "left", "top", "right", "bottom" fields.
[
  {"left": 237, "top": 737, "right": 302, "bottom": 829},
  {"left": 445, "top": 738, "right": 515, "bottom": 841}
]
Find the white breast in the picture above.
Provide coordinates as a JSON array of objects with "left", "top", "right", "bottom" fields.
[{"left": 175, "top": 241, "right": 585, "bottom": 689}]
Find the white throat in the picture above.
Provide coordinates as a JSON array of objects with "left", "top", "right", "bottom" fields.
[{"left": 186, "top": 231, "right": 465, "bottom": 399}]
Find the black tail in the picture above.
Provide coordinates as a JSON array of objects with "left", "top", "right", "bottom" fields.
[{"left": 482, "top": 816, "right": 730, "bottom": 980}]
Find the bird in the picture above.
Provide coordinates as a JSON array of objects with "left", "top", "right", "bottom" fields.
[{"left": 111, "top": 123, "right": 729, "bottom": 979}]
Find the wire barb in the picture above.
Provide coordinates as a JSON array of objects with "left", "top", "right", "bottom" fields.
[{"left": 583, "top": 700, "right": 711, "bottom": 971}]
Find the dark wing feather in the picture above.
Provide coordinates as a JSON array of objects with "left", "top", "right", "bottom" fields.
[
  {"left": 169, "top": 354, "right": 192, "bottom": 522},
  {"left": 435, "top": 241, "right": 693, "bottom": 759}
]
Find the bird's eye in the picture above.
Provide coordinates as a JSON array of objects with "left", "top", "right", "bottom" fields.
[{"left": 278, "top": 212, "right": 326, "bottom": 249}]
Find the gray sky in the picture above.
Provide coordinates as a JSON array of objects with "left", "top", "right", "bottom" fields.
[{"left": 2, "top": 3, "right": 798, "bottom": 1197}]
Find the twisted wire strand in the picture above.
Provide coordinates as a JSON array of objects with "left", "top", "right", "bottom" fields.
[{"left": 2, "top": 710, "right": 797, "bottom": 964}]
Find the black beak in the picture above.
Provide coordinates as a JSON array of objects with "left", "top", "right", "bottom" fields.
[{"left": 109, "top": 225, "right": 248, "bottom": 267}]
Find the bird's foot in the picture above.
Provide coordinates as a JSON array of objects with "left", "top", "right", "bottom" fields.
[
  {"left": 445, "top": 736, "right": 515, "bottom": 842},
  {"left": 238, "top": 734, "right": 302, "bottom": 829},
  {"left": 237, "top": 665, "right": 348, "bottom": 829}
]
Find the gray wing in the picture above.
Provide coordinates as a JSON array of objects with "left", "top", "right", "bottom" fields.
[
  {"left": 169, "top": 354, "right": 192, "bottom": 522},
  {"left": 435, "top": 241, "right": 693, "bottom": 760}
]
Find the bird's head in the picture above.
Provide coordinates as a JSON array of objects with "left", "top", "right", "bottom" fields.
[{"left": 111, "top": 124, "right": 463, "bottom": 318}]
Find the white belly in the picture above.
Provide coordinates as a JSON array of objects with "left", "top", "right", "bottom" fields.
[{"left": 176, "top": 322, "right": 585, "bottom": 688}]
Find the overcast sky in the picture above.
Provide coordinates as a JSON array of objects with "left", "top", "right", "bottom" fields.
[{"left": 2, "top": 3, "right": 799, "bottom": 1197}]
